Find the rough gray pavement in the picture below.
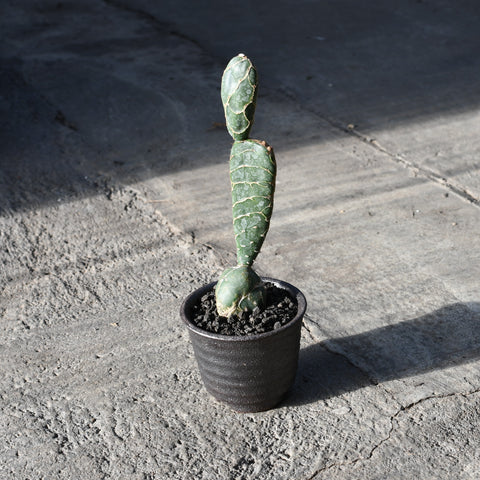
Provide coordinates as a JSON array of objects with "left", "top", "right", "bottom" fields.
[{"left": 1, "top": 1, "right": 480, "bottom": 479}]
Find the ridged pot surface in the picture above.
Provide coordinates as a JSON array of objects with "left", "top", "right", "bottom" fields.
[{"left": 180, "top": 278, "right": 307, "bottom": 412}]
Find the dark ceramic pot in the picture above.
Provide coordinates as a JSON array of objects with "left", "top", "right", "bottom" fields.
[{"left": 180, "top": 278, "right": 307, "bottom": 412}]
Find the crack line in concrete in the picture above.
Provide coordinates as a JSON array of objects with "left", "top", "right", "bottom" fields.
[
  {"left": 303, "top": 315, "right": 480, "bottom": 478},
  {"left": 102, "top": 0, "right": 208, "bottom": 53},
  {"left": 303, "top": 318, "right": 380, "bottom": 388},
  {"left": 350, "top": 130, "right": 480, "bottom": 207},
  {"left": 303, "top": 316, "right": 401, "bottom": 405},
  {"left": 305, "top": 387, "right": 480, "bottom": 479},
  {"left": 278, "top": 87, "right": 480, "bottom": 209}
]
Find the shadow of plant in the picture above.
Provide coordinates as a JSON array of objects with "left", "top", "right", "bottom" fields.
[{"left": 289, "top": 302, "right": 480, "bottom": 406}]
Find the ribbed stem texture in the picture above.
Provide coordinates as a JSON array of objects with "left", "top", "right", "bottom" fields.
[
  {"left": 221, "top": 54, "right": 257, "bottom": 141},
  {"left": 230, "top": 139, "right": 276, "bottom": 266}
]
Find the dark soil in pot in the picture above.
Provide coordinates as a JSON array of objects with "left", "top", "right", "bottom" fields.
[{"left": 191, "top": 282, "right": 298, "bottom": 336}]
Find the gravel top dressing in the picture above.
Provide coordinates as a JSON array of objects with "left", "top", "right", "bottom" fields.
[{"left": 191, "top": 283, "right": 298, "bottom": 336}]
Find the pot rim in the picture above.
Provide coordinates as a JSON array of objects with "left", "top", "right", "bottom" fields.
[{"left": 180, "top": 277, "right": 307, "bottom": 342}]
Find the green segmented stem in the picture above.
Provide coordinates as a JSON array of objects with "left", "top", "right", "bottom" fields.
[
  {"left": 221, "top": 54, "right": 257, "bottom": 141},
  {"left": 231, "top": 139, "right": 276, "bottom": 266},
  {"left": 216, "top": 54, "right": 276, "bottom": 318}
]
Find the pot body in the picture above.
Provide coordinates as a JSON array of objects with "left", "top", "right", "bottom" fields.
[{"left": 180, "top": 278, "right": 307, "bottom": 412}]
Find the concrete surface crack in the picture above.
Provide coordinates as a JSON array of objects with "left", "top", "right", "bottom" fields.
[
  {"left": 54, "top": 110, "right": 78, "bottom": 131},
  {"left": 302, "top": 319, "right": 317, "bottom": 342},
  {"left": 308, "top": 388, "right": 480, "bottom": 478},
  {"left": 350, "top": 131, "right": 480, "bottom": 208},
  {"left": 305, "top": 397, "right": 418, "bottom": 479},
  {"left": 102, "top": 0, "right": 170, "bottom": 29},
  {"left": 278, "top": 86, "right": 480, "bottom": 209},
  {"left": 303, "top": 316, "right": 401, "bottom": 407},
  {"left": 102, "top": 0, "right": 207, "bottom": 52},
  {"left": 305, "top": 417, "right": 395, "bottom": 479},
  {"left": 321, "top": 339, "right": 403, "bottom": 405},
  {"left": 401, "top": 387, "right": 480, "bottom": 412},
  {"left": 101, "top": 179, "right": 227, "bottom": 270}
]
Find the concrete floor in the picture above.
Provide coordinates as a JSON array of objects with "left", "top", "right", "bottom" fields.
[{"left": 1, "top": 1, "right": 480, "bottom": 478}]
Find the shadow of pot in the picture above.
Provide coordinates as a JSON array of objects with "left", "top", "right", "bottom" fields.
[{"left": 180, "top": 277, "right": 307, "bottom": 412}]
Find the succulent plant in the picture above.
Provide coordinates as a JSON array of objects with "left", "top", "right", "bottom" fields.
[{"left": 215, "top": 54, "right": 277, "bottom": 318}]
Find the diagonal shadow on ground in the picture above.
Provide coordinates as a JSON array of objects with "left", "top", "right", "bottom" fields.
[{"left": 289, "top": 302, "right": 480, "bottom": 406}]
